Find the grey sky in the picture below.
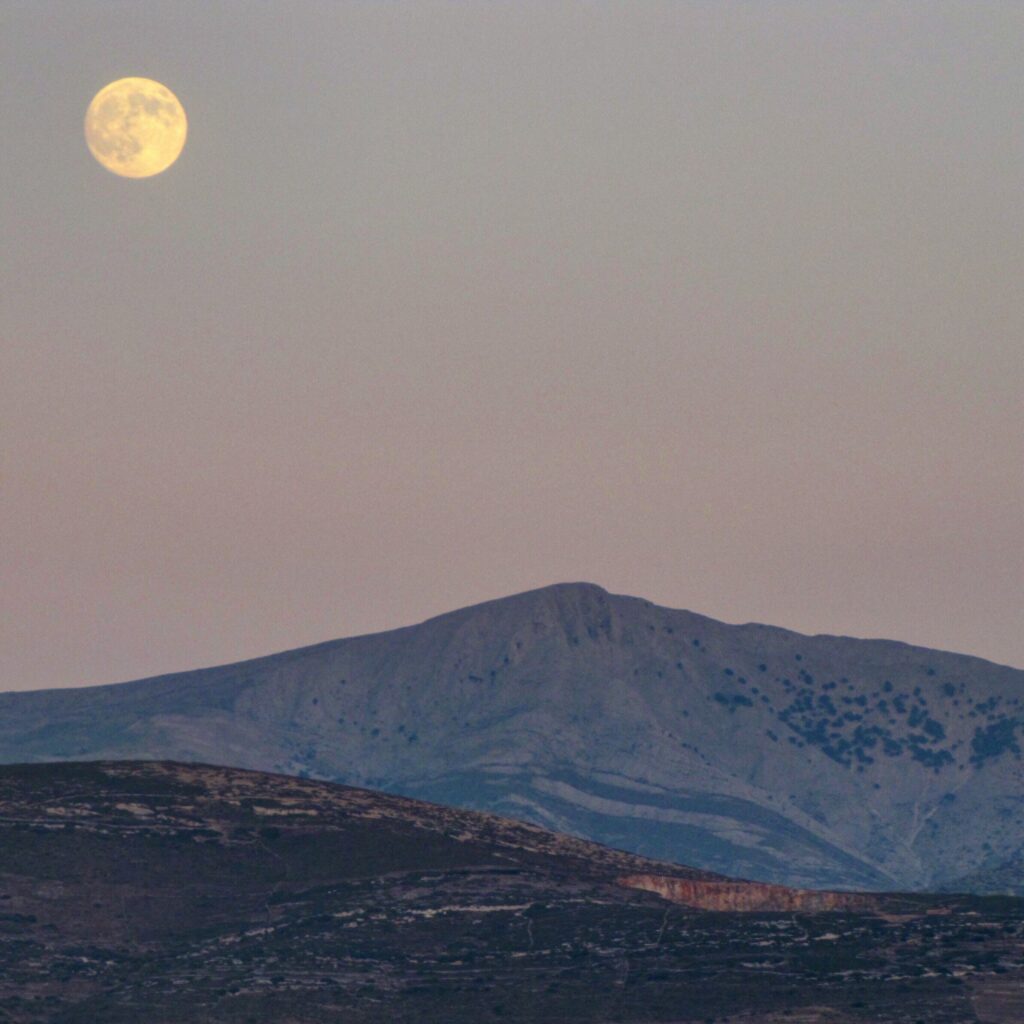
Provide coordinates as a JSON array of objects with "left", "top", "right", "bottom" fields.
[{"left": 1, "top": 1, "right": 1022, "bottom": 691}]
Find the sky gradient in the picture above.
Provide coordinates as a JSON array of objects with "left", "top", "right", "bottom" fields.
[{"left": 1, "top": 0, "right": 1022, "bottom": 692}]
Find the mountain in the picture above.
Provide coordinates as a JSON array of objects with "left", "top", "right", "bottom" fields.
[
  {"left": 2, "top": 760, "right": 1022, "bottom": 1024},
  {"left": 0, "top": 583, "right": 1021, "bottom": 892},
  {"left": 940, "top": 853, "right": 1024, "bottom": 898}
]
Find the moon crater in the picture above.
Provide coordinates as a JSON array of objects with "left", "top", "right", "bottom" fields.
[{"left": 85, "top": 78, "right": 187, "bottom": 179}]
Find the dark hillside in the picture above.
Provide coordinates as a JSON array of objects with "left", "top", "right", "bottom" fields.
[{"left": 0, "top": 761, "right": 1022, "bottom": 1023}]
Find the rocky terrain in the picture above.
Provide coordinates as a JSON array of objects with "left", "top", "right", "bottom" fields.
[
  {"left": 1, "top": 761, "right": 1022, "bottom": 1023},
  {"left": 0, "top": 583, "right": 1020, "bottom": 891}
]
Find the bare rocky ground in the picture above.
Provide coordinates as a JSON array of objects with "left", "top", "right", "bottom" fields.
[{"left": 0, "top": 761, "right": 1021, "bottom": 1023}]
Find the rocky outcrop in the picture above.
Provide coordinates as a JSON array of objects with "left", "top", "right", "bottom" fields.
[{"left": 618, "top": 874, "right": 876, "bottom": 912}]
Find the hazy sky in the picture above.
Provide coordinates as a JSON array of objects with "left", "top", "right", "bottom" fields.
[{"left": 1, "top": 1, "right": 1021, "bottom": 692}]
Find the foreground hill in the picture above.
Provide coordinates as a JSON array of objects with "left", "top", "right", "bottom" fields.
[
  {"left": 1, "top": 761, "right": 1022, "bottom": 1023},
  {"left": 0, "top": 583, "right": 1021, "bottom": 891}
]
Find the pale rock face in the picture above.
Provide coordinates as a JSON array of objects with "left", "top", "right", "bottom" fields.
[{"left": 1, "top": 582, "right": 1021, "bottom": 891}]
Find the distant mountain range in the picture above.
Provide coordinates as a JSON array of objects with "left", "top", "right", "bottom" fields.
[
  {"left": 3, "top": 761, "right": 1022, "bottom": 1023},
  {"left": 1, "top": 583, "right": 1021, "bottom": 892}
]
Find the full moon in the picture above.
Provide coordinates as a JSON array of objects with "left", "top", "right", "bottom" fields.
[{"left": 85, "top": 78, "right": 187, "bottom": 178}]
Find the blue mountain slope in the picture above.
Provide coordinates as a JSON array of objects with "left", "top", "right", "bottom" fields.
[{"left": 1, "top": 583, "right": 1021, "bottom": 890}]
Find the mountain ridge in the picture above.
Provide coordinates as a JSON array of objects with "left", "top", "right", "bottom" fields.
[
  {"left": 13, "top": 582, "right": 1018, "bottom": 699},
  {"left": 1, "top": 582, "right": 1021, "bottom": 893}
]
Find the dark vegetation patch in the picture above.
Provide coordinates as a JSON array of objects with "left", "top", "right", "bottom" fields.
[
  {"left": 713, "top": 692, "right": 753, "bottom": 712},
  {"left": 971, "top": 718, "right": 1022, "bottom": 767}
]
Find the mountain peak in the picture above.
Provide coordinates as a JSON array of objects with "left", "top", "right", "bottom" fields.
[
  {"left": 436, "top": 581, "right": 612, "bottom": 621},
  {"left": 0, "top": 586, "right": 1020, "bottom": 893}
]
